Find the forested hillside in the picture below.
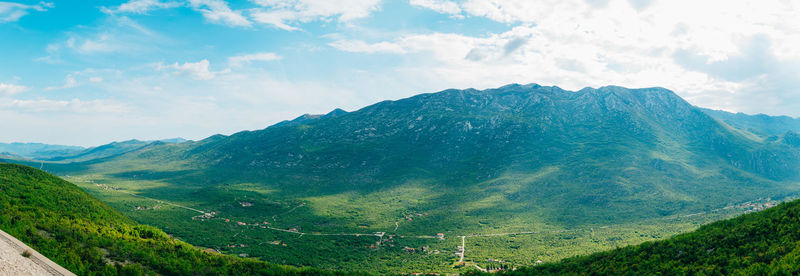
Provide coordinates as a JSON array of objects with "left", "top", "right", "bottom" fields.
[
  {"left": 494, "top": 198, "right": 800, "bottom": 275},
  {"left": 0, "top": 163, "right": 347, "bottom": 275}
]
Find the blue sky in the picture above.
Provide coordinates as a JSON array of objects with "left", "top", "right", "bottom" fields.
[{"left": 1, "top": 0, "right": 799, "bottom": 146}]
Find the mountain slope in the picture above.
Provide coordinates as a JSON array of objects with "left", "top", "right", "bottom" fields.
[
  {"left": 108, "top": 84, "right": 799, "bottom": 221},
  {"left": 195, "top": 84, "right": 797, "bottom": 183},
  {"left": 702, "top": 108, "right": 800, "bottom": 137},
  {"left": 497, "top": 198, "right": 800, "bottom": 275},
  {"left": 0, "top": 163, "right": 343, "bottom": 275}
]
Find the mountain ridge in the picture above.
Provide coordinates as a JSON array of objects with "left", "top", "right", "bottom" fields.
[
  {"left": 0, "top": 138, "right": 190, "bottom": 162},
  {"left": 702, "top": 108, "right": 800, "bottom": 137}
]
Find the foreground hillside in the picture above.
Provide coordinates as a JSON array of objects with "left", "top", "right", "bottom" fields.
[
  {"left": 0, "top": 163, "right": 342, "bottom": 275},
  {"left": 497, "top": 198, "right": 800, "bottom": 275}
]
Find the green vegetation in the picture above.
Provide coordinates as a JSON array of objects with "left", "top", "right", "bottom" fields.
[
  {"left": 0, "top": 163, "right": 350, "bottom": 275},
  {"left": 493, "top": 198, "right": 800, "bottom": 275},
  {"left": 60, "top": 171, "right": 787, "bottom": 274},
  {"left": 4, "top": 84, "right": 800, "bottom": 273}
]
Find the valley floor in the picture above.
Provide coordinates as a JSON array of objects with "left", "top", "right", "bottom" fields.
[{"left": 63, "top": 173, "right": 795, "bottom": 274}]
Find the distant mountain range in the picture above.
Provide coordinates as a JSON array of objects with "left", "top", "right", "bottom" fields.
[
  {"left": 0, "top": 138, "right": 188, "bottom": 161},
  {"left": 702, "top": 108, "right": 800, "bottom": 137}
]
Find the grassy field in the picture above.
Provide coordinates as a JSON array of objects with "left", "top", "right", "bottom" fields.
[{"left": 62, "top": 172, "right": 793, "bottom": 274}]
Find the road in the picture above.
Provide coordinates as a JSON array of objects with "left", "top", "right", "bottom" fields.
[
  {"left": 85, "top": 179, "right": 393, "bottom": 239},
  {"left": 458, "top": 235, "right": 465, "bottom": 263},
  {"left": 94, "top": 183, "right": 209, "bottom": 214},
  {"left": 261, "top": 226, "right": 385, "bottom": 238}
]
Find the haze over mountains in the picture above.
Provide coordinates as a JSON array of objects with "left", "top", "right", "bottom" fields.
[
  {"left": 0, "top": 138, "right": 188, "bottom": 162},
  {"left": 702, "top": 108, "right": 800, "bottom": 137}
]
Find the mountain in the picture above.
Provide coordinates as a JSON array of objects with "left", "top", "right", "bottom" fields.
[
  {"left": 158, "top": 137, "right": 190, "bottom": 144},
  {"left": 0, "top": 142, "right": 84, "bottom": 160},
  {"left": 497, "top": 198, "right": 800, "bottom": 275},
  {"left": 15, "top": 84, "right": 800, "bottom": 272},
  {"left": 121, "top": 84, "right": 799, "bottom": 206},
  {"left": 702, "top": 108, "right": 800, "bottom": 137},
  {"left": 45, "top": 139, "right": 153, "bottom": 162},
  {"left": 272, "top": 108, "right": 349, "bottom": 128},
  {"left": 0, "top": 138, "right": 190, "bottom": 162},
  {"left": 0, "top": 163, "right": 343, "bottom": 275}
]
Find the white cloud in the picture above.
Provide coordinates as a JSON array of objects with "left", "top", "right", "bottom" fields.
[
  {"left": 188, "top": 0, "right": 251, "bottom": 27},
  {"left": 249, "top": 10, "right": 300, "bottom": 31},
  {"left": 228, "top": 52, "right": 282, "bottom": 67},
  {"left": 250, "top": 0, "right": 381, "bottom": 31},
  {"left": 44, "top": 16, "right": 166, "bottom": 57},
  {"left": 459, "top": 0, "right": 585, "bottom": 24},
  {"left": 45, "top": 74, "right": 78, "bottom": 91},
  {"left": 160, "top": 59, "right": 228, "bottom": 80},
  {"left": 102, "top": 0, "right": 181, "bottom": 14},
  {"left": 74, "top": 34, "right": 121, "bottom": 54},
  {"left": 409, "top": 0, "right": 462, "bottom": 16},
  {"left": 103, "top": 0, "right": 252, "bottom": 28},
  {"left": 14, "top": 65, "right": 366, "bottom": 146},
  {"left": 0, "top": 1, "right": 53, "bottom": 22},
  {"left": 328, "top": 28, "right": 533, "bottom": 61},
  {"left": 1, "top": 98, "right": 128, "bottom": 114},
  {"left": 0, "top": 83, "right": 27, "bottom": 95},
  {"left": 102, "top": 0, "right": 383, "bottom": 30},
  {"left": 322, "top": 0, "right": 800, "bottom": 117},
  {"left": 328, "top": 39, "right": 407, "bottom": 54}
]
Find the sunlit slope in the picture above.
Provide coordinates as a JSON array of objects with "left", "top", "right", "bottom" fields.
[
  {"left": 0, "top": 163, "right": 346, "bottom": 275},
  {"left": 499, "top": 198, "right": 800, "bottom": 275}
]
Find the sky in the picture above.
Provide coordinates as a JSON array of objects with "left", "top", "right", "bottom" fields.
[{"left": 1, "top": 0, "right": 799, "bottom": 146}]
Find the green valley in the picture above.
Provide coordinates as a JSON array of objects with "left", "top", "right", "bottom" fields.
[{"left": 6, "top": 84, "right": 800, "bottom": 274}]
